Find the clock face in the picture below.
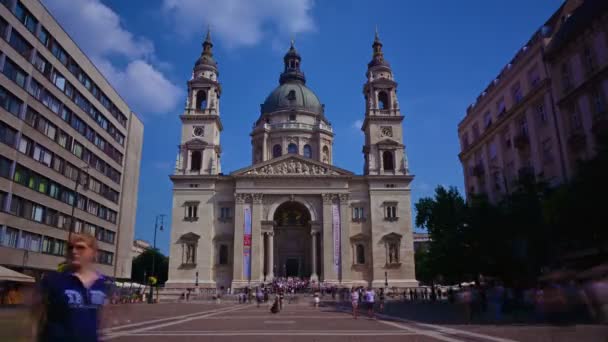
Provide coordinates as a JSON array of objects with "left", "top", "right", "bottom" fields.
[
  {"left": 193, "top": 126, "right": 204, "bottom": 137},
  {"left": 381, "top": 126, "right": 393, "bottom": 137}
]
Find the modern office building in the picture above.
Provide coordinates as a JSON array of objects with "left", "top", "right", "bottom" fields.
[
  {"left": 458, "top": 0, "right": 606, "bottom": 202},
  {"left": 0, "top": 0, "right": 143, "bottom": 279}
]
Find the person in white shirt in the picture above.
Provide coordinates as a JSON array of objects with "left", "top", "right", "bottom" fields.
[
  {"left": 364, "top": 287, "right": 376, "bottom": 319},
  {"left": 350, "top": 287, "right": 360, "bottom": 319}
]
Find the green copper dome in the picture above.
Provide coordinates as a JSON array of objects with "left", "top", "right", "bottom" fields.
[{"left": 261, "top": 82, "right": 323, "bottom": 115}]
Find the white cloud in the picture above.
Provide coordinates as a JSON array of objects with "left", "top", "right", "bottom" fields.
[
  {"left": 351, "top": 120, "right": 364, "bottom": 136},
  {"left": 43, "top": 0, "right": 182, "bottom": 115},
  {"left": 162, "top": 0, "right": 316, "bottom": 48}
]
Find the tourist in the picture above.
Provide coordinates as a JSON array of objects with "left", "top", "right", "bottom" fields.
[
  {"left": 313, "top": 292, "right": 320, "bottom": 308},
  {"left": 364, "top": 287, "right": 376, "bottom": 319},
  {"left": 32, "top": 233, "right": 109, "bottom": 342},
  {"left": 378, "top": 288, "right": 386, "bottom": 312},
  {"left": 256, "top": 287, "right": 263, "bottom": 308},
  {"left": 351, "top": 287, "right": 359, "bottom": 319}
]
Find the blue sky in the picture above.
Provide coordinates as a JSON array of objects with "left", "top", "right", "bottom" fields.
[{"left": 43, "top": 0, "right": 563, "bottom": 255}]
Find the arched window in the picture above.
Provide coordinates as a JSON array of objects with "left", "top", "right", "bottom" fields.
[
  {"left": 288, "top": 143, "right": 298, "bottom": 154},
  {"left": 382, "top": 151, "right": 394, "bottom": 171},
  {"left": 196, "top": 90, "right": 207, "bottom": 110},
  {"left": 219, "top": 244, "right": 229, "bottom": 265},
  {"left": 272, "top": 144, "right": 282, "bottom": 158},
  {"left": 191, "top": 151, "right": 202, "bottom": 171},
  {"left": 303, "top": 144, "right": 312, "bottom": 158},
  {"left": 378, "top": 91, "right": 390, "bottom": 110},
  {"left": 356, "top": 244, "right": 365, "bottom": 264},
  {"left": 322, "top": 146, "right": 329, "bottom": 163}
]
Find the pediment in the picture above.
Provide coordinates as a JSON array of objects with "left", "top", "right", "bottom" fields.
[
  {"left": 183, "top": 138, "right": 208, "bottom": 148},
  {"left": 382, "top": 232, "right": 402, "bottom": 241},
  {"left": 376, "top": 138, "right": 402, "bottom": 146},
  {"left": 231, "top": 154, "right": 353, "bottom": 177},
  {"left": 177, "top": 232, "right": 201, "bottom": 243}
]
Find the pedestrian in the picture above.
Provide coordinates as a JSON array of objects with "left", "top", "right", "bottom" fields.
[
  {"left": 364, "top": 287, "right": 376, "bottom": 319},
  {"left": 351, "top": 287, "right": 359, "bottom": 319},
  {"left": 313, "top": 292, "right": 320, "bottom": 308},
  {"left": 278, "top": 289, "right": 284, "bottom": 311},
  {"left": 256, "top": 287, "right": 263, "bottom": 308},
  {"left": 31, "top": 233, "right": 109, "bottom": 342},
  {"left": 270, "top": 295, "right": 280, "bottom": 314},
  {"left": 378, "top": 288, "right": 386, "bottom": 312}
]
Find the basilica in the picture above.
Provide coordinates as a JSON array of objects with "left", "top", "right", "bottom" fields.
[{"left": 166, "top": 29, "right": 418, "bottom": 289}]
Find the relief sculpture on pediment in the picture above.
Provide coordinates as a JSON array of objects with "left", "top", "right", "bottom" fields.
[{"left": 245, "top": 159, "right": 339, "bottom": 176}]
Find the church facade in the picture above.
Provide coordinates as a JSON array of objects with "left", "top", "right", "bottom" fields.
[{"left": 166, "top": 30, "right": 418, "bottom": 289}]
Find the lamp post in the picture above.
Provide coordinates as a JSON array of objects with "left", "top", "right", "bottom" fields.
[
  {"left": 66, "top": 165, "right": 89, "bottom": 260},
  {"left": 385, "top": 271, "right": 388, "bottom": 288},
  {"left": 148, "top": 214, "right": 165, "bottom": 304}
]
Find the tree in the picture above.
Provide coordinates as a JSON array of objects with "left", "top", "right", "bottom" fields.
[{"left": 131, "top": 249, "right": 169, "bottom": 285}]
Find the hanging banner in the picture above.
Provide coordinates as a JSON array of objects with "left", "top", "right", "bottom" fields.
[
  {"left": 243, "top": 204, "right": 252, "bottom": 280},
  {"left": 332, "top": 202, "right": 341, "bottom": 276}
]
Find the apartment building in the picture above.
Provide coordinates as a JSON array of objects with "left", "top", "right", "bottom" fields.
[
  {"left": 458, "top": 0, "right": 607, "bottom": 202},
  {"left": 0, "top": 0, "right": 143, "bottom": 279}
]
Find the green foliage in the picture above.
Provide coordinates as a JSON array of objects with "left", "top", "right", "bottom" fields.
[{"left": 131, "top": 248, "right": 169, "bottom": 285}]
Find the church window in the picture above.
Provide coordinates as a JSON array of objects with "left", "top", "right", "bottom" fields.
[
  {"left": 322, "top": 146, "right": 329, "bottom": 163},
  {"left": 303, "top": 144, "right": 312, "bottom": 158},
  {"left": 355, "top": 244, "right": 365, "bottom": 264},
  {"left": 289, "top": 114, "right": 296, "bottom": 121},
  {"left": 184, "top": 201, "right": 199, "bottom": 221},
  {"left": 220, "top": 207, "right": 231, "bottom": 220},
  {"left": 352, "top": 207, "right": 365, "bottom": 221},
  {"left": 272, "top": 144, "right": 282, "bottom": 158},
  {"left": 382, "top": 151, "right": 394, "bottom": 171},
  {"left": 191, "top": 150, "right": 202, "bottom": 171},
  {"left": 287, "top": 90, "right": 296, "bottom": 101},
  {"left": 218, "top": 244, "right": 229, "bottom": 265},
  {"left": 288, "top": 143, "right": 298, "bottom": 154},
  {"left": 378, "top": 91, "right": 390, "bottom": 110},
  {"left": 196, "top": 90, "right": 207, "bottom": 110},
  {"left": 384, "top": 203, "right": 397, "bottom": 221}
]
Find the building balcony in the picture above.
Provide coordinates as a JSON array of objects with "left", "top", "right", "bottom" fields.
[
  {"left": 263, "top": 121, "right": 333, "bottom": 133},
  {"left": 567, "top": 131, "right": 587, "bottom": 151},
  {"left": 514, "top": 133, "right": 530, "bottom": 150}
]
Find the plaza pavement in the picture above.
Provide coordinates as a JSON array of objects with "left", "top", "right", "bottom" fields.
[{"left": 98, "top": 300, "right": 608, "bottom": 342}]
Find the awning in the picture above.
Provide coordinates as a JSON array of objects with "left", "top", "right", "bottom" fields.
[{"left": 0, "top": 265, "right": 35, "bottom": 283}]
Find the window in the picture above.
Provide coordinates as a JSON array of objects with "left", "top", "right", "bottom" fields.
[
  {"left": 591, "top": 88, "right": 605, "bottom": 115},
  {"left": 528, "top": 66, "right": 540, "bottom": 87},
  {"left": 14, "top": 2, "right": 38, "bottom": 34},
  {"left": 185, "top": 202, "right": 199, "bottom": 221},
  {"left": 272, "top": 144, "right": 282, "bottom": 158},
  {"left": 18, "top": 135, "right": 32, "bottom": 155},
  {"left": 37, "top": 26, "right": 50, "bottom": 46},
  {"left": 571, "top": 108, "right": 582, "bottom": 131},
  {"left": 184, "top": 242, "right": 196, "bottom": 264},
  {"left": 0, "top": 156, "right": 12, "bottom": 178},
  {"left": 355, "top": 244, "right": 365, "bottom": 264},
  {"left": 0, "top": 86, "right": 23, "bottom": 116},
  {"left": 71, "top": 141, "right": 83, "bottom": 158},
  {"left": 37, "top": 116, "right": 57, "bottom": 140},
  {"left": 384, "top": 203, "right": 397, "bottom": 220},
  {"left": 9, "top": 195, "right": 24, "bottom": 216},
  {"left": 0, "top": 122, "right": 17, "bottom": 148},
  {"left": 382, "top": 150, "right": 394, "bottom": 171},
  {"left": 33, "top": 52, "right": 52, "bottom": 76},
  {"left": 218, "top": 244, "right": 229, "bottom": 265},
  {"left": 2, "top": 58, "right": 27, "bottom": 88},
  {"left": 561, "top": 63, "right": 572, "bottom": 92},
  {"left": 489, "top": 142, "right": 497, "bottom": 161},
  {"left": 287, "top": 90, "right": 296, "bottom": 101},
  {"left": 387, "top": 241, "right": 400, "bottom": 264},
  {"left": 42, "top": 236, "right": 66, "bottom": 256},
  {"left": 289, "top": 114, "right": 296, "bottom": 121},
  {"left": 303, "top": 144, "right": 312, "bottom": 158},
  {"left": 542, "top": 138, "right": 553, "bottom": 163},
  {"left": 352, "top": 207, "right": 365, "bottom": 221},
  {"left": 220, "top": 207, "right": 231, "bottom": 220},
  {"left": 583, "top": 45, "right": 595, "bottom": 73},
  {"left": 483, "top": 111, "right": 492, "bottom": 129},
  {"left": 31, "top": 204, "right": 44, "bottom": 222},
  {"left": 51, "top": 41, "right": 68, "bottom": 65},
  {"left": 287, "top": 143, "right": 298, "bottom": 154},
  {"left": 87, "top": 201, "right": 99, "bottom": 216},
  {"left": 51, "top": 70, "right": 66, "bottom": 91},
  {"left": 196, "top": 90, "right": 207, "bottom": 110},
  {"left": 519, "top": 117, "right": 529, "bottom": 135},
  {"left": 0, "top": 15, "right": 7, "bottom": 37},
  {"left": 9, "top": 30, "right": 32, "bottom": 58},
  {"left": 472, "top": 123, "right": 480, "bottom": 140},
  {"left": 57, "top": 130, "right": 71, "bottom": 149},
  {"left": 512, "top": 82, "right": 523, "bottom": 103},
  {"left": 496, "top": 97, "right": 506, "bottom": 115},
  {"left": 97, "top": 250, "right": 114, "bottom": 265},
  {"left": 2, "top": 227, "right": 19, "bottom": 248},
  {"left": 190, "top": 150, "right": 202, "bottom": 171},
  {"left": 537, "top": 103, "right": 547, "bottom": 123},
  {"left": 33, "top": 144, "right": 52, "bottom": 167},
  {"left": 378, "top": 91, "right": 390, "bottom": 110}
]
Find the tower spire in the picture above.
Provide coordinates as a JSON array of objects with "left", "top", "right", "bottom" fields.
[
  {"left": 280, "top": 40, "right": 306, "bottom": 84},
  {"left": 368, "top": 26, "right": 389, "bottom": 68},
  {"left": 194, "top": 25, "right": 217, "bottom": 71}
]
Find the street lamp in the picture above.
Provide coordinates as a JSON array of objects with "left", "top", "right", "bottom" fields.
[{"left": 148, "top": 214, "right": 165, "bottom": 304}]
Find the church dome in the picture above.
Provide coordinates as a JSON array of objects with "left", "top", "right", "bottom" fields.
[{"left": 261, "top": 82, "right": 323, "bottom": 115}]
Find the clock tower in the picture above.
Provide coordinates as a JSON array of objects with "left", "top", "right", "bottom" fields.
[
  {"left": 361, "top": 29, "right": 408, "bottom": 176},
  {"left": 175, "top": 28, "right": 223, "bottom": 175}
]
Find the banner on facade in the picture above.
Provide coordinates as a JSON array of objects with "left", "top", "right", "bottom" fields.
[
  {"left": 243, "top": 204, "right": 252, "bottom": 280},
  {"left": 332, "top": 202, "right": 341, "bottom": 276}
]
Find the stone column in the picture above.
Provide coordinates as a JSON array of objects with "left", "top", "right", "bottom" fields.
[
  {"left": 339, "top": 193, "right": 351, "bottom": 285},
  {"left": 267, "top": 232, "right": 274, "bottom": 281},
  {"left": 251, "top": 194, "right": 263, "bottom": 283},
  {"left": 310, "top": 231, "right": 319, "bottom": 281},
  {"left": 231, "top": 193, "right": 247, "bottom": 289},
  {"left": 321, "top": 193, "right": 338, "bottom": 283}
]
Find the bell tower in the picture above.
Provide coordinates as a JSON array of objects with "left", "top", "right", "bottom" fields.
[
  {"left": 175, "top": 28, "right": 223, "bottom": 175},
  {"left": 361, "top": 29, "right": 408, "bottom": 175}
]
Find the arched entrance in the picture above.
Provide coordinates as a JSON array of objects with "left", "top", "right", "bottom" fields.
[{"left": 272, "top": 201, "right": 312, "bottom": 278}]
